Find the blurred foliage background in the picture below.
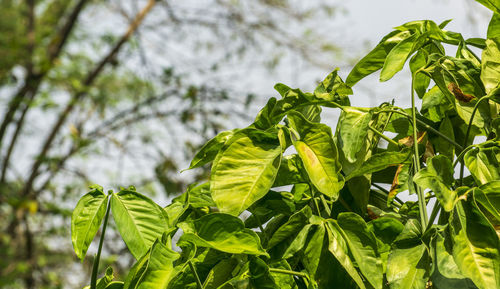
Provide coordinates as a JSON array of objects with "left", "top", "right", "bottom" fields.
[{"left": 0, "top": 0, "right": 490, "bottom": 288}]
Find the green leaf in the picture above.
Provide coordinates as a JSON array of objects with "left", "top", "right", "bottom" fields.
[
  {"left": 314, "top": 68, "right": 353, "bottom": 102},
  {"left": 413, "top": 155, "right": 457, "bottom": 212},
  {"left": 178, "top": 213, "right": 268, "bottom": 256},
  {"left": 410, "top": 49, "right": 431, "bottom": 98},
  {"left": 450, "top": 198, "right": 500, "bottom": 289},
  {"left": 421, "top": 86, "right": 452, "bottom": 122},
  {"left": 481, "top": 38, "right": 500, "bottom": 94},
  {"left": 283, "top": 224, "right": 312, "bottom": 259},
  {"left": 272, "top": 154, "right": 308, "bottom": 187},
  {"left": 337, "top": 213, "right": 383, "bottom": 289},
  {"left": 111, "top": 189, "right": 170, "bottom": 259},
  {"left": 488, "top": 13, "right": 500, "bottom": 39},
  {"left": 267, "top": 206, "right": 312, "bottom": 249},
  {"left": 380, "top": 33, "right": 423, "bottom": 82},
  {"left": 123, "top": 240, "right": 180, "bottom": 289},
  {"left": 302, "top": 223, "right": 326, "bottom": 275},
  {"left": 431, "top": 233, "right": 466, "bottom": 280},
  {"left": 464, "top": 141, "right": 500, "bottom": 185},
  {"left": 346, "top": 30, "right": 412, "bottom": 86},
  {"left": 475, "top": 181, "right": 500, "bottom": 222},
  {"left": 288, "top": 111, "right": 344, "bottom": 200},
  {"left": 337, "top": 107, "right": 372, "bottom": 163},
  {"left": 185, "top": 130, "right": 237, "bottom": 170},
  {"left": 71, "top": 185, "right": 108, "bottom": 261},
  {"left": 325, "top": 220, "right": 367, "bottom": 289},
  {"left": 474, "top": 0, "right": 500, "bottom": 14},
  {"left": 434, "top": 116, "right": 455, "bottom": 160},
  {"left": 249, "top": 256, "right": 279, "bottom": 289},
  {"left": 386, "top": 219, "right": 429, "bottom": 289},
  {"left": 203, "top": 258, "right": 238, "bottom": 289},
  {"left": 346, "top": 149, "right": 412, "bottom": 181},
  {"left": 211, "top": 129, "right": 281, "bottom": 216}
]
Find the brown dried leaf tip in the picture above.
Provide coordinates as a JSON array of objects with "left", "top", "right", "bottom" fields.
[
  {"left": 447, "top": 82, "right": 475, "bottom": 103},
  {"left": 398, "top": 131, "right": 426, "bottom": 147}
]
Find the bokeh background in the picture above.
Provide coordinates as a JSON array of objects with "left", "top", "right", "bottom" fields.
[{"left": 0, "top": 0, "right": 491, "bottom": 288}]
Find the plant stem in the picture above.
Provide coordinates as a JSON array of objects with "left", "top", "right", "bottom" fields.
[
  {"left": 452, "top": 144, "right": 476, "bottom": 169},
  {"left": 459, "top": 96, "right": 490, "bottom": 185},
  {"left": 381, "top": 109, "right": 463, "bottom": 150},
  {"left": 320, "top": 195, "right": 332, "bottom": 216},
  {"left": 313, "top": 197, "right": 322, "bottom": 216},
  {"left": 428, "top": 202, "right": 441, "bottom": 226},
  {"left": 269, "top": 268, "right": 309, "bottom": 279},
  {"left": 368, "top": 124, "right": 400, "bottom": 147},
  {"left": 90, "top": 195, "right": 111, "bottom": 289},
  {"left": 188, "top": 260, "right": 203, "bottom": 289},
  {"left": 411, "top": 75, "right": 428, "bottom": 231}
]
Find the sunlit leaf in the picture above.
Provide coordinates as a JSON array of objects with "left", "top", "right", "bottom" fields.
[
  {"left": 111, "top": 189, "right": 170, "bottom": 259},
  {"left": 71, "top": 185, "right": 108, "bottom": 261},
  {"left": 288, "top": 111, "right": 344, "bottom": 200},
  {"left": 211, "top": 129, "right": 281, "bottom": 216},
  {"left": 450, "top": 198, "right": 500, "bottom": 289}
]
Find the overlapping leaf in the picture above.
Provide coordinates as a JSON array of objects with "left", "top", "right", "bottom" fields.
[
  {"left": 111, "top": 189, "right": 170, "bottom": 259},
  {"left": 210, "top": 129, "right": 281, "bottom": 216}
]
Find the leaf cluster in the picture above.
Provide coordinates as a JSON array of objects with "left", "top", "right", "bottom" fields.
[{"left": 72, "top": 2, "right": 500, "bottom": 288}]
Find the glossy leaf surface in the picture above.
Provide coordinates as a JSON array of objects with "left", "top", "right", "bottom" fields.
[{"left": 71, "top": 185, "right": 108, "bottom": 261}]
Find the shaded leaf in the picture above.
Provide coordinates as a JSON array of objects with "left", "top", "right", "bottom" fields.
[
  {"left": 414, "top": 155, "right": 457, "bottom": 211},
  {"left": 178, "top": 213, "right": 268, "bottom": 256}
]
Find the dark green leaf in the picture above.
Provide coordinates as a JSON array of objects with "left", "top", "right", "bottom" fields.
[
  {"left": 338, "top": 213, "right": 383, "bottom": 289},
  {"left": 178, "top": 213, "right": 268, "bottom": 256},
  {"left": 346, "top": 149, "right": 412, "bottom": 181},
  {"left": 414, "top": 155, "right": 457, "bottom": 211}
]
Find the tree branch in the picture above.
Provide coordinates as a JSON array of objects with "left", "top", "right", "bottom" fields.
[{"left": 21, "top": 0, "right": 157, "bottom": 198}]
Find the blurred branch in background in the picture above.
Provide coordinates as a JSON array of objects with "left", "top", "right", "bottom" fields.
[{"left": 0, "top": 0, "right": 344, "bottom": 288}]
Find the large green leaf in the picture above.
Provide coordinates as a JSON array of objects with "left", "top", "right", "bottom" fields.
[
  {"left": 185, "top": 130, "right": 236, "bottom": 170},
  {"left": 178, "top": 213, "right": 268, "bottom": 256},
  {"left": 338, "top": 213, "right": 383, "bottom": 289},
  {"left": 272, "top": 154, "right": 308, "bottom": 187},
  {"left": 326, "top": 220, "right": 367, "bottom": 289},
  {"left": 337, "top": 107, "right": 372, "bottom": 163},
  {"left": 450, "top": 198, "right": 500, "bottom": 289},
  {"left": 413, "top": 155, "right": 457, "bottom": 211},
  {"left": 288, "top": 111, "right": 344, "bottom": 200},
  {"left": 111, "top": 189, "right": 170, "bottom": 259},
  {"left": 464, "top": 141, "right": 500, "bottom": 185},
  {"left": 123, "top": 240, "right": 180, "bottom": 289},
  {"left": 431, "top": 233, "right": 466, "bottom": 281},
  {"left": 267, "top": 206, "right": 312, "bottom": 249},
  {"left": 211, "top": 129, "right": 281, "bottom": 216},
  {"left": 71, "top": 185, "right": 108, "bottom": 261},
  {"left": 346, "top": 149, "right": 412, "bottom": 181},
  {"left": 386, "top": 220, "right": 429, "bottom": 289},
  {"left": 475, "top": 181, "right": 500, "bottom": 222},
  {"left": 481, "top": 38, "right": 500, "bottom": 94},
  {"left": 488, "top": 13, "right": 500, "bottom": 39},
  {"left": 346, "top": 30, "right": 412, "bottom": 86},
  {"left": 380, "top": 33, "right": 423, "bottom": 82},
  {"left": 474, "top": 0, "right": 500, "bottom": 14}
]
